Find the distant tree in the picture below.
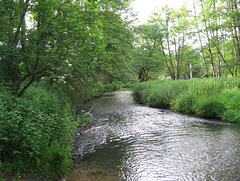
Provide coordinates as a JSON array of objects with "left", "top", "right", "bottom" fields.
[
  {"left": 133, "top": 24, "right": 164, "bottom": 81},
  {"left": 147, "top": 5, "right": 192, "bottom": 80}
]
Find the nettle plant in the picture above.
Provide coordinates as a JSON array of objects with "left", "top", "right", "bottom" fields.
[{"left": 0, "top": 85, "right": 76, "bottom": 177}]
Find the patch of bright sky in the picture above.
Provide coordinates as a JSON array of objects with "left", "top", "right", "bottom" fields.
[{"left": 131, "top": 0, "right": 193, "bottom": 25}]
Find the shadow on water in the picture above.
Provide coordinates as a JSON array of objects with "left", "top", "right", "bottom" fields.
[{"left": 67, "top": 90, "right": 240, "bottom": 181}]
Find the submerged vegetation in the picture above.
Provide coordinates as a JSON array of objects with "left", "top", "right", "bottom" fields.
[{"left": 134, "top": 78, "right": 240, "bottom": 123}]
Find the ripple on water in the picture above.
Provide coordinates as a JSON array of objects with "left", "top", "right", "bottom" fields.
[{"left": 67, "top": 90, "right": 240, "bottom": 181}]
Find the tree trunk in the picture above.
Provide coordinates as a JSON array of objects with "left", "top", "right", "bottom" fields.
[{"left": 193, "top": 0, "right": 209, "bottom": 74}]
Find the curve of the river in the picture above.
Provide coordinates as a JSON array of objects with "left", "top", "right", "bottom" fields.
[{"left": 67, "top": 90, "right": 240, "bottom": 181}]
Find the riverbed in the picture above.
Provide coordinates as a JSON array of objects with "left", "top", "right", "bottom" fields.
[{"left": 66, "top": 90, "right": 240, "bottom": 181}]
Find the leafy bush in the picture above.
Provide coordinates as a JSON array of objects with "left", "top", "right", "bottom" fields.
[
  {"left": 0, "top": 85, "right": 76, "bottom": 179},
  {"left": 103, "top": 83, "right": 114, "bottom": 92},
  {"left": 103, "top": 82, "right": 123, "bottom": 92},
  {"left": 49, "top": 81, "right": 104, "bottom": 104},
  {"left": 123, "top": 82, "right": 136, "bottom": 88}
]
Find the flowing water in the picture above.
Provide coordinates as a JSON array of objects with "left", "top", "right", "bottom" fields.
[{"left": 66, "top": 90, "right": 240, "bottom": 181}]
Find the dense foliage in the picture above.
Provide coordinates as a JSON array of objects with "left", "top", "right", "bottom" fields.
[
  {"left": 0, "top": 0, "right": 135, "bottom": 179},
  {"left": 134, "top": 78, "right": 240, "bottom": 123},
  {"left": 0, "top": 0, "right": 136, "bottom": 98},
  {"left": 0, "top": 85, "right": 76, "bottom": 179}
]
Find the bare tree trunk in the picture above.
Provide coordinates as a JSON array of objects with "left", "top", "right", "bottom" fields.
[
  {"left": 200, "top": 0, "right": 215, "bottom": 77},
  {"left": 13, "top": 0, "right": 30, "bottom": 46},
  {"left": 166, "top": 29, "right": 176, "bottom": 79},
  {"left": 229, "top": 0, "right": 240, "bottom": 76}
]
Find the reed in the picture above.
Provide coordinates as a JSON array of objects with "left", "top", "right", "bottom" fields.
[
  {"left": 133, "top": 77, "right": 240, "bottom": 123},
  {"left": 134, "top": 80, "right": 190, "bottom": 108}
]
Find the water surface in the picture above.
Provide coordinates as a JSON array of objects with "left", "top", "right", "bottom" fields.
[{"left": 67, "top": 90, "right": 240, "bottom": 181}]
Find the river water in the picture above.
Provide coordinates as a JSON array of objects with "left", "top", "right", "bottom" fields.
[{"left": 66, "top": 90, "right": 240, "bottom": 181}]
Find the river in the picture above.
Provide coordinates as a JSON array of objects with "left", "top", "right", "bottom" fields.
[{"left": 66, "top": 90, "right": 240, "bottom": 181}]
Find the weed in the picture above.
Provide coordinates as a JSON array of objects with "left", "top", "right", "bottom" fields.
[{"left": 0, "top": 85, "right": 76, "bottom": 178}]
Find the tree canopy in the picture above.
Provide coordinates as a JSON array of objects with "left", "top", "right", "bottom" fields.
[
  {"left": 0, "top": 0, "right": 135, "bottom": 97},
  {"left": 0, "top": 0, "right": 239, "bottom": 93},
  {"left": 133, "top": 0, "right": 240, "bottom": 80}
]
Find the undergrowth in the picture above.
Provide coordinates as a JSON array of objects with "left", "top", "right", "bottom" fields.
[
  {"left": 0, "top": 84, "right": 77, "bottom": 179},
  {"left": 0, "top": 80, "right": 129, "bottom": 180}
]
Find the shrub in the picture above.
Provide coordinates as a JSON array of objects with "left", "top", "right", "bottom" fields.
[
  {"left": 48, "top": 81, "right": 104, "bottom": 104},
  {"left": 103, "top": 83, "right": 114, "bottom": 92},
  {"left": 103, "top": 82, "right": 123, "bottom": 92},
  {"left": 0, "top": 85, "right": 76, "bottom": 178}
]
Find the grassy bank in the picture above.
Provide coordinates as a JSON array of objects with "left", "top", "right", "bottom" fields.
[{"left": 133, "top": 78, "right": 240, "bottom": 123}]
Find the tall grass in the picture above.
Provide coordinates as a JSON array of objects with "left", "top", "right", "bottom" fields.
[
  {"left": 134, "top": 80, "right": 190, "bottom": 108},
  {"left": 133, "top": 78, "right": 240, "bottom": 123}
]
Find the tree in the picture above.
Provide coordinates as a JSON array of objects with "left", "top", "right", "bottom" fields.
[
  {"left": 133, "top": 23, "right": 164, "bottom": 81},
  {"left": 96, "top": 0, "right": 135, "bottom": 84},
  {"left": 0, "top": 0, "right": 135, "bottom": 97},
  {"left": 194, "top": 0, "right": 239, "bottom": 77},
  {"left": 145, "top": 5, "right": 192, "bottom": 80}
]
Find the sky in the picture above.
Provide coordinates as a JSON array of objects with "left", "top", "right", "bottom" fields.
[{"left": 130, "top": 0, "right": 190, "bottom": 24}]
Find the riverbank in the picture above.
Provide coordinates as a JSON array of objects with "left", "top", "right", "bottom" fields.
[
  {"left": 0, "top": 82, "right": 134, "bottom": 180},
  {"left": 133, "top": 78, "right": 240, "bottom": 123},
  {"left": 67, "top": 90, "right": 240, "bottom": 180}
]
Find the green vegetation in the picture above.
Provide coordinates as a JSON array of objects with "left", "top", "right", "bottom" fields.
[
  {"left": 0, "top": 80, "right": 128, "bottom": 180},
  {"left": 103, "top": 82, "right": 124, "bottom": 92},
  {"left": 134, "top": 78, "right": 240, "bottom": 123},
  {"left": 0, "top": 0, "right": 135, "bottom": 179},
  {"left": 0, "top": 84, "right": 76, "bottom": 179},
  {"left": 0, "top": 0, "right": 239, "bottom": 179},
  {"left": 133, "top": 0, "right": 240, "bottom": 81}
]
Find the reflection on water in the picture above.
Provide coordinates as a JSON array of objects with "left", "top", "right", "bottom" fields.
[{"left": 67, "top": 90, "right": 240, "bottom": 181}]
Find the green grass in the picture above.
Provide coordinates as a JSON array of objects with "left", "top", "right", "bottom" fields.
[
  {"left": 134, "top": 80, "right": 190, "bottom": 108},
  {"left": 133, "top": 77, "right": 240, "bottom": 123}
]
